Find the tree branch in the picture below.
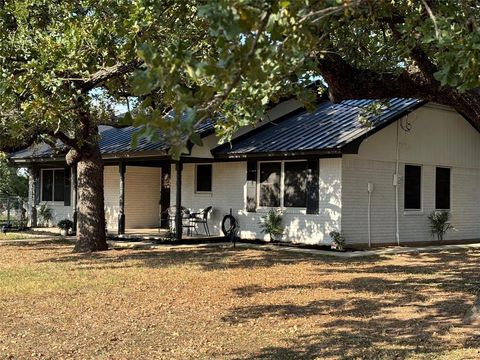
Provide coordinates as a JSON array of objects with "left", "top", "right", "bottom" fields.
[
  {"left": 195, "top": 9, "right": 272, "bottom": 125},
  {"left": 79, "top": 60, "right": 143, "bottom": 92},
  {"left": 47, "top": 130, "right": 79, "bottom": 150},
  {"left": 316, "top": 52, "right": 480, "bottom": 130}
]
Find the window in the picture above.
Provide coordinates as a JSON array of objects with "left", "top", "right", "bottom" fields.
[
  {"left": 41, "top": 169, "right": 65, "bottom": 202},
  {"left": 195, "top": 164, "right": 212, "bottom": 192},
  {"left": 259, "top": 162, "right": 281, "bottom": 207},
  {"left": 284, "top": 161, "right": 308, "bottom": 207},
  {"left": 404, "top": 165, "right": 421, "bottom": 210},
  {"left": 435, "top": 167, "right": 450, "bottom": 210},
  {"left": 259, "top": 161, "right": 307, "bottom": 208}
]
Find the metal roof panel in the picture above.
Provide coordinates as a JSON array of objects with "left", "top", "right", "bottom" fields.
[{"left": 213, "top": 98, "right": 423, "bottom": 155}]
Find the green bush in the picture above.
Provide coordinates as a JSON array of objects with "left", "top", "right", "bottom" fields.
[
  {"left": 259, "top": 209, "right": 284, "bottom": 242},
  {"left": 329, "top": 231, "right": 346, "bottom": 251},
  {"left": 38, "top": 203, "right": 53, "bottom": 227},
  {"left": 428, "top": 210, "right": 454, "bottom": 241},
  {"left": 57, "top": 219, "right": 73, "bottom": 231}
]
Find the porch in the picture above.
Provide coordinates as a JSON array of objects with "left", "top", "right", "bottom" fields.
[{"left": 103, "top": 159, "right": 209, "bottom": 242}]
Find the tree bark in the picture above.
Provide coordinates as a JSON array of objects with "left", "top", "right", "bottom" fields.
[{"left": 68, "top": 142, "right": 108, "bottom": 253}]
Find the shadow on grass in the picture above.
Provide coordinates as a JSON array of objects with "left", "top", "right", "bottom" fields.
[
  {"left": 9, "top": 240, "right": 480, "bottom": 358},
  {"left": 1, "top": 237, "right": 74, "bottom": 249},
  {"left": 226, "top": 249, "right": 480, "bottom": 359},
  {"left": 35, "top": 245, "right": 354, "bottom": 272}
]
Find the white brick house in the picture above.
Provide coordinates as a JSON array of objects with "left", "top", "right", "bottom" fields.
[{"left": 10, "top": 98, "right": 480, "bottom": 248}]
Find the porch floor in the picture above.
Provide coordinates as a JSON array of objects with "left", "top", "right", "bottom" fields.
[{"left": 108, "top": 228, "right": 225, "bottom": 241}]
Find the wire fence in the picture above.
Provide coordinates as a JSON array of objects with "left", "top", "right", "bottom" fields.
[{"left": 0, "top": 196, "right": 28, "bottom": 230}]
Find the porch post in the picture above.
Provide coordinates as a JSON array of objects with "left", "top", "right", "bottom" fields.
[
  {"left": 118, "top": 161, "right": 126, "bottom": 235},
  {"left": 175, "top": 161, "right": 183, "bottom": 241},
  {"left": 160, "top": 164, "right": 171, "bottom": 228},
  {"left": 72, "top": 164, "right": 78, "bottom": 233},
  {"left": 27, "top": 166, "right": 38, "bottom": 228}
]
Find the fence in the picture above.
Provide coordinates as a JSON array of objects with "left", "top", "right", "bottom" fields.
[{"left": 0, "top": 196, "right": 28, "bottom": 230}]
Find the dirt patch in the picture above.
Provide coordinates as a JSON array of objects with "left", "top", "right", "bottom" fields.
[{"left": 0, "top": 242, "right": 479, "bottom": 359}]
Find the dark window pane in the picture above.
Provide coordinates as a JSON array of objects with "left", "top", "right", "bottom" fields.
[
  {"left": 196, "top": 164, "right": 212, "bottom": 192},
  {"left": 42, "top": 170, "right": 53, "bottom": 202},
  {"left": 284, "top": 161, "right": 307, "bottom": 207},
  {"left": 54, "top": 170, "right": 65, "bottom": 202},
  {"left": 259, "top": 162, "right": 281, "bottom": 207},
  {"left": 404, "top": 165, "right": 421, "bottom": 210},
  {"left": 436, "top": 167, "right": 450, "bottom": 209}
]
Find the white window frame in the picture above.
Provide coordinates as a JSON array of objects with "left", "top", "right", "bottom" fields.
[
  {"left": 41, "top": 168, "right": 65, "bottom": 204},
  {"left": 434, "top": 166, "right": 451, "bottom": 211},
  {"left": 194, "top": 163, "right": 213, "bottom": 194},
  {"left": 403, "top": 163, "right": 423, "bottom": 212},
  {"left": 257, "top": 160, "right": 308, "bottom": 209}
]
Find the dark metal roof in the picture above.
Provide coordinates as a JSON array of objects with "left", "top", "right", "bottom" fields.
[
  {"left": 213, "top": 98, "right": 424, "bottom": 157},
  {"left": 10, "top": 98, "right": 424, "bottom": 161},
  {"left": 10, "top": 119, "right": 216, "bottom": 161}
]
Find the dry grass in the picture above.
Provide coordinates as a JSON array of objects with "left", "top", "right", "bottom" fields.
[
  {"left": 0, "top": 229, "right": 60, "bottom": 241},
  {"left": 0, "top": 241, "right": 479, "bottom": 360}
]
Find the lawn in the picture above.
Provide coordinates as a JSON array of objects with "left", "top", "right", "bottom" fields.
[
  {"left": 0, "top": 228, "right": 61, "bottom": 241},
  {"left": 0, "top": 241, "right": 479, "bottom": 359}
]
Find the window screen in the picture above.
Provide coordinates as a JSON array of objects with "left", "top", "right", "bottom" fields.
[
  {"left": 42, "top": 170, "right": 53, "bottom": 202},
  {"left": 196, "top": 164, "right": 212, "bottom": 192},
  {"left": 284, "top": 161, "right": 307, "bottom": 207},
  {"left": 404, "top": 165, "right": 421, "bottom": 210},
  {"left": 41, "top": 169, "right": 65, "bottom": 202},
  {"left": 53, "top": 170, "right": 65, "bottom": 202},
  {"left": 435, "top": 167, "right": 450, "bottom": 210},
  {"left": 259, "top": 162, "right": 281, "bottom": 207}
]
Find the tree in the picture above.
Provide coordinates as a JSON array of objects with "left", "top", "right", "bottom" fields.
[
  {"left": 0, "top": 1, "right": 208, "bottom": 252},
  {"left": 0, "top": 153, "right": 28, "bottom": 198},
  {"left": 2, "top": 1, "right": 479, "bottom": 253},
  {"left": 132, "top": 0, "right": 480, "bottom": 147}
]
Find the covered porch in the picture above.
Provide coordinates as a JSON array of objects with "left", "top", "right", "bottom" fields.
[{"left": 106, "top": 158, "right": 216, "bottom": 241}]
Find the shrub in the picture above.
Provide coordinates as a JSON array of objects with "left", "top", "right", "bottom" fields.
[
  {"left": 162, "top": 230, "right": 177, "bottom": 242},
  {"left": 38, "top": 203, "right": 53, "bottom": 227},
  {"left": 57, "top": 219, "right": 73, "bottom": 231},
  {"left": 428, "top": 210, "right": 454, "bottom": 241},
  {"left": 329, "top": 231, "right": 346, "bottom": 251},
  {"left": 259, "top": 209, "right": 284, "bottom": 242}
]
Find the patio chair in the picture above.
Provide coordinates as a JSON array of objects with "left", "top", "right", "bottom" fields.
[
  {"left": 190, "top": 206, "right": 213, "bottom": 236},
  {"left": 166, "top": 206, "right": 195, "bottom": 236}
]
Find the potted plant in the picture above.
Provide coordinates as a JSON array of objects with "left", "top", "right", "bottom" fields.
[
  {"left": 329, "top": 231, "right": 346, "bottom": 251},
  {"left": 428, "top": 210, "right": 454, "bottom": 241},
  {"left": 57, "top": 219, "right": 74, "bottom": 236},
  {"left": 38, "top": 203, "right": 53, "bottom": 227},
  {"left": 259, "top": 209, "right": 284, "bottom": 242}
]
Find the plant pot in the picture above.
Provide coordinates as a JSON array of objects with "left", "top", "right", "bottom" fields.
[{"left": 59, "top": 229, "right": 68, "bottom": 236}]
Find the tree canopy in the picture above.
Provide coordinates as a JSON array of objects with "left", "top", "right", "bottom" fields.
[
  {"left": 132, "top": 0, "right": 480, "bottom": 154},
  {"left": 0, "top": 153, "right": 28, "bottom": 198},
  {"left": 2, "top": 0, "right": 479, "bottom": 158}
]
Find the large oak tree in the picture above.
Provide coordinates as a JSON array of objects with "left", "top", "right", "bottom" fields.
[
  {"left": 0, "top": 1, "right": 209, "bottom": 252},
  {"left": 134, "top": 0, "right": 480, "bottom": 142},
  {"left": 2, "top": 0, "right": 479, "bottom": 256}
]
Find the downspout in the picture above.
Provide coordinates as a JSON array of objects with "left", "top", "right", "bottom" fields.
[
  {"left": 367, "top": 182, "right": 373, "bottom": 248},
  {"left": 394, "top": 120, "right": 401, "bottom": 246}
]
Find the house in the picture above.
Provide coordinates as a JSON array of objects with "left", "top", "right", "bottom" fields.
[{"left": 10, "top": 97, "right": 480, "bottom": 248}]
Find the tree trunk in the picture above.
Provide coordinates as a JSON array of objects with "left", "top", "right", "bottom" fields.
[{"left": 72, "top": 143, "right": 108, "bottom": 252}]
